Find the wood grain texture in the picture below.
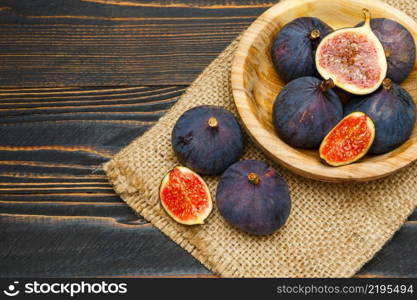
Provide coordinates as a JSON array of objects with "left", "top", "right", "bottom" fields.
[
  {"left": 0, "top": 85, "right": 212, "bottom": 277},
  {"left": 1, "top": 0, "right": 416, "bottom": 278},
  {"left": 0, "top": 214, "right": 210, "bottom": 277},
  {"left": 232, "top": 0, "right": 417, "bottom": 182},
  {"left": 0, "top": 85, "right": 181, "bottom": 203},
  {"left": 0, "top": 0, "right": 275, "bottom": 88}
]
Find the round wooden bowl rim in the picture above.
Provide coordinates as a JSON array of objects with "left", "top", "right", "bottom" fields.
[{"left": 231, "top": 0, "right": 417, "bottom": 182}]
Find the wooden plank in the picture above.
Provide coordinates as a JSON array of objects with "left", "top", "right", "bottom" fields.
[
  {"left": 1, "top": 214, "right": 416, "bottom": 277},
  {"left": 0, "top": 214, "right": 210, "bottom": 277},
  {"left": 0, "top": 86, "right": 182, "bottom": 153},
  {"left": 0, "top": 202, "right": 142, "bottom": 225},
  {"left": 0, "top": 85, "right": 181, "bottom": 222},
  {"left": 0, "top": 0, "right": 275, "bottom": 87},
  {"left": 408, "top": 209, "right": 417, "bottom": 221}
]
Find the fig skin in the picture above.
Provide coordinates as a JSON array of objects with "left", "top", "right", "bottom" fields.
[
  {"left": 216, "top": 160, "right": 291, "bottom": 236},
  {"left": 172, "top": 105, "right": 244, "bottom": 175},
  {"left": 344, "top": 79, "right": 416, "bottom": 154},
  {"left": 272, "top": 76, "right": 343, "bottom": 149},
  {"left": 356, "top": 18, "right": 416, "bottom": 84},
  {"left": 271, "top": 17, "right": 333, "bottom": 83}
]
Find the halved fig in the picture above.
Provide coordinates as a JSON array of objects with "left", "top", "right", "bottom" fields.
[
  {"left": 160, "top": 166, "right": 212, "bottom": 225},
  {"left": 316, "top": 9, "right": 387, "bottom": 95},
  {"left": 319, "top": 112, "right": 375, "bottom": 166}
]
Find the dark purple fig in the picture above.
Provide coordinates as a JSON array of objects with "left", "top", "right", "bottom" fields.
[
  {"left": 356, "top": 18, "right": 416, "bottom": 84},
  {"left": 172, "top": 105, "right": 244, "bottom": 175},
  {"left": 344, "top": 78, "right": 416, "bottom": 154},
  {"left": 216, "top": 160, "right": 291, "bottom": 236},
  {"left": 273, "top": 76, "right": 343, "bottom": 149},
  {"left": 271, "top": 17, "right": 333, "bottom": 83}
]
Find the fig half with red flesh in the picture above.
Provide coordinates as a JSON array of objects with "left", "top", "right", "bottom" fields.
[
  {"left": 319, "top": 112, "right": 375, "bottom": 166},
  {"left": 316, "top": 9, "right": 387, "bottom": 95},
  {"left": 160, "top": 166, "right": 212, "bottom": 225}
]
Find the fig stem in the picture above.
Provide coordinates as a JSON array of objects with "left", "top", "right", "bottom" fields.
[
  {"left": 384, "top": 48, "right": 391, "bottom": 58},
  {"left": 208, "top": 117, "right": 218, "bottom": 128},
  {"left": 362, "top": 8, "right": 371, "bottom": 27},
  {"left": 247, "top": 173, "right": 260, "bottom": 185},
  {"left": 320, "top": 79, "right": 335, "bottom": 92},
  {"left": 382, "top": 78, "right": 393, "bottom": 90},
  {"left": 309, "top": 29, "right": 321, "bottom": 40}
]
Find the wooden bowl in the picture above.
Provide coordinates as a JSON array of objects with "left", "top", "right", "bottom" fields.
[{"left": 232, "top": 0, "right": 417, "bottom": 182}]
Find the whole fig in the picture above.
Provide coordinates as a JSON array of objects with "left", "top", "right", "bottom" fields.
[
  {"left": 273, "top": 76, "right": 343, "bottom": 149},
  {"left": 216, "top": 160, "right": 291, "bottom": 235},
  {"left": 172, "top": 105, "right": 244, "bottom": 175},
  {"left": 271, "top": 17, "right": 333, "bottom": 83},
  {"left": 356, "top": 18, "right": 416, "bottom": 84},
  {"left": 345, "top": 78, "right": 416, "bottom": 154}
]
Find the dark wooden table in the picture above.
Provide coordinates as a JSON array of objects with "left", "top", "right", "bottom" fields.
[{"left": 0, "top": 0, "right": 416, "bottom": 278}]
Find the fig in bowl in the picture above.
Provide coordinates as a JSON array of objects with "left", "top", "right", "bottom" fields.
[
  {"left": 356, "top": 18, "right": 416, "bottom": 84},
  {"left": 271, "top": 17, "right": 333, "bottom": 83},
  {"left": 344, "top": 78, "right": 416, "bottom": 155},
  {"left": 272, "top": 76, "right": 343, "bottom": 149}
]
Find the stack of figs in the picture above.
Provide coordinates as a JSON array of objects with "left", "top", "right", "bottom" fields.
[
  {"left": 158, "top": 9, "right": 417, "bottom": 237},
  {"left": 272, "top": 9, "right": 416, "bottom": 166},
  {"left": 161, "top": 106, "right": 291, "bottom": 235}
]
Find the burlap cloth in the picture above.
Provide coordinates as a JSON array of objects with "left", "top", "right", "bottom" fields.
[{"left": 104, "top": 0, "right": 417, "bottom": 277}]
